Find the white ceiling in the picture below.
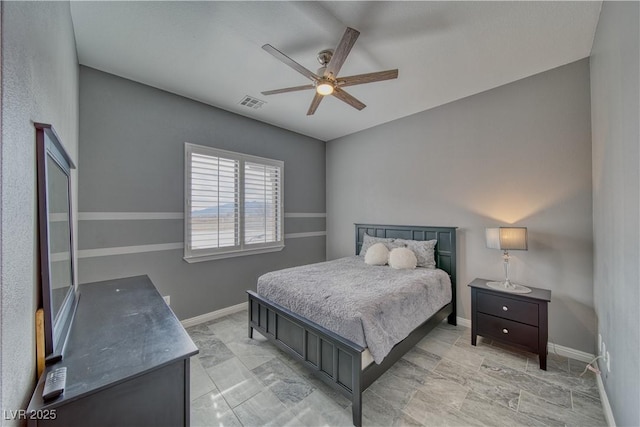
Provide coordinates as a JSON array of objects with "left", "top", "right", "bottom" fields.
[{"left": 70, "top": 1, "right": 602, "bottom": 142}]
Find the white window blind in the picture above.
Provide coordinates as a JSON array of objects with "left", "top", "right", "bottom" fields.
[
  {"left": 189, "top": 153, "right": 239, "bottom": 251},
  {"left": 244, "top": 161, "right": 282, "bottom": 245},
  {"left": 185, "top": 143, "right": 284, "bottom": 262}
]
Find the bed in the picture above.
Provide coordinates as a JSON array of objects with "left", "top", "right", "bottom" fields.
[{"left": 247, "top": 224, "right": 457, "bottom": 426}]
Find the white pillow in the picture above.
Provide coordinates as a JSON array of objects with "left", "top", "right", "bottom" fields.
[
  {"left": 389, "top": 247, "right": 418, "bottom": 270},
  {"left": 364, "top": 243, "right": 389, "bottom": 265}
]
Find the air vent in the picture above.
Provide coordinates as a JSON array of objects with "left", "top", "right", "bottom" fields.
[{"left": 239, "top": 95, "right": 266, "bottom": 110}]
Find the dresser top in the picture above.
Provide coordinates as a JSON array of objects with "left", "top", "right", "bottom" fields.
[
  {"left": 28, "top": 275, "right": 198, "bottom": 410},
  {"left": 468, "top": 277, "right": 551, "bottom": 302}
]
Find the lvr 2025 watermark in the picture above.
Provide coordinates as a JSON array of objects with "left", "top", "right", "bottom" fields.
[{"left": 3, "top": 409, "right": 57, "bottom": 420}]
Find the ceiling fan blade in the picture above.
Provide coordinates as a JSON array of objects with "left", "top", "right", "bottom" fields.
[
  {"left": 337, "top": 69, "right": 398, "bottom": 88},
  {"left": 325, "top": 27, "right": 360, "bottom": 78},
  {"left": 262, "top": 44, "right": 319, "bottom": 82},
  {"left": 307, "top": 93, "right": 323, "bottom": 116},
  {"left": 332, "top": 87, "right": 366, "bottom": 111},
  {"left": 261, "top": 84, "right": 316, "bottom": 96}
]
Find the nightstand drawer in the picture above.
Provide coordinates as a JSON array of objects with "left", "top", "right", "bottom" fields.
[
  {"left": 477, "top": 292, "right": 538, "bottom": 326},
  {"left": 476, "top": 313, "right": 539, "bottom": 351}
]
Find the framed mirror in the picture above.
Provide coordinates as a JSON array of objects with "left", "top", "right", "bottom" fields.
[{"left": 35, "top": 123, "right": 78, "bottom": 363}]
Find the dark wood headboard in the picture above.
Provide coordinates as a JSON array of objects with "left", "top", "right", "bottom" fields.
[{"left": 354, "top": 223, "right": 457, "bottom": 287}]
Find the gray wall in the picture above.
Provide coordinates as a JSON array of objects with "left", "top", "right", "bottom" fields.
[
  {"left": 590, "top": 2, "right": 640, "bottom": 425},
  {"left": 78, "top": 67, "right": 326, "bottom": 320},
  {"left": 327, "top": 59, "right": 595, "bottom": 353},
  {"left": 1, "top": 2, "right": 79, "bottom": 423}
]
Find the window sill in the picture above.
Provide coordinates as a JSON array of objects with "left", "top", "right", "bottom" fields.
[{"left": 183, "top": 245, "right": 284, "bottom": 263}]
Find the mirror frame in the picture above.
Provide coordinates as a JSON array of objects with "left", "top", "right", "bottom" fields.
[{"left": 35, "top": 122, "right": 78, "bottom": 363}]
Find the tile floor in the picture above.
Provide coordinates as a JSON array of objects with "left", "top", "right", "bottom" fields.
[{"left": 187, "top": 310, "right": 607, "bottom": 427}]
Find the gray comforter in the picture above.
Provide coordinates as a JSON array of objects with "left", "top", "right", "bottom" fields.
[{"left": 257, "top": 256, "right": 452, "bottom": 363}]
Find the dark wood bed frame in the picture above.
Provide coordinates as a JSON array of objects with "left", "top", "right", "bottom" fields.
[{"left": 247, "top": 224, "right": 457, "bottom": 426}]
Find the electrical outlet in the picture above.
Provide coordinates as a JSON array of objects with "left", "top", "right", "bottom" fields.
[
  {"left": 598, "top": 334, "right": 602, "bottom": 354},
  {"left": 163, "top": 295, "right": 170, "bottom": 306},
  {"left": 606, "top": 351, "right": 611, "bottom": 372}
]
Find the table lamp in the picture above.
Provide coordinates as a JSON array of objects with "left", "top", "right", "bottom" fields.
[{"left": 485, "top": 227, "right": 531, "bottom": 293}]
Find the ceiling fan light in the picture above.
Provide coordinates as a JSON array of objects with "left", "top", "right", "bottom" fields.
[{"left": 316, "top": 82, "right": 334, "bottom": 96}]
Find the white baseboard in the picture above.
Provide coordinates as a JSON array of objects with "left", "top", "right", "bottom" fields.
[
  {"left": 547, "top": 342, "right": 594, "bottom": 363},
  {"left": 181, "top": 302, "right": 247, "bottom": 328},
  {"left": 456, "top": 316, "right": 471, "bottom": 328},
  {"left": 452, "top": 317, "right": 595, "bottom": 363},
  {"left": 596, "top": 371, "right": 616, "bottom": 426}
]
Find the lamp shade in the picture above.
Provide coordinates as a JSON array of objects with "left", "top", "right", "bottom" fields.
[{"left": 486, "top": 227, "right": 528, "bottom": 251}]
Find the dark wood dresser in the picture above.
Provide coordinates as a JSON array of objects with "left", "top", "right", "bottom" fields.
[
  {"left": 469, "top": 278, "right": 551, "bottom": 370},
  {"left": 27, "top": 275, "right": 198, "bottom": 426}
]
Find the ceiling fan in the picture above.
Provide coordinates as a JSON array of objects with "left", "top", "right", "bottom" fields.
[{"left": 261, "top": 27, "right": 399, "bottom": 116}]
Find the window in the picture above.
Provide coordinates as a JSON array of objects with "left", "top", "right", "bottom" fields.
[{"left": 184, "top": 143, "right": 284, "bottom": 262}]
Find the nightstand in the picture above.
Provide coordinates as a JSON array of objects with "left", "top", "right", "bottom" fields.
[{"left": 468, "top": 278, "right": 551, "bottom": 370}]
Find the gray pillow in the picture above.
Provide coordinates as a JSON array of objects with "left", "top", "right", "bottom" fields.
[
  {"left": 395, "top": 239, "right": 437, "bottom": 269},
  {"left": 359, "top": 234, "right": 405, "bottom": 256}
]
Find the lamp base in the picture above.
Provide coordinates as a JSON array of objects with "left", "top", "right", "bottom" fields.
[{"left": 486, "top": 281, "right": 532, "bottom": 294}]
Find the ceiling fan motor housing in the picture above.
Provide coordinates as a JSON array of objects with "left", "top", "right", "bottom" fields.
[{"left": 317, "top": 49, "right": 333, "bottom": 66}]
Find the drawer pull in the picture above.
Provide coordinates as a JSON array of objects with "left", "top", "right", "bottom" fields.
[
  {"left": 502, "top": 306, "right": 508, "bottom": 311},
  {"left": 502, "top": 328, "right": 509, "bottom": 334}
]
